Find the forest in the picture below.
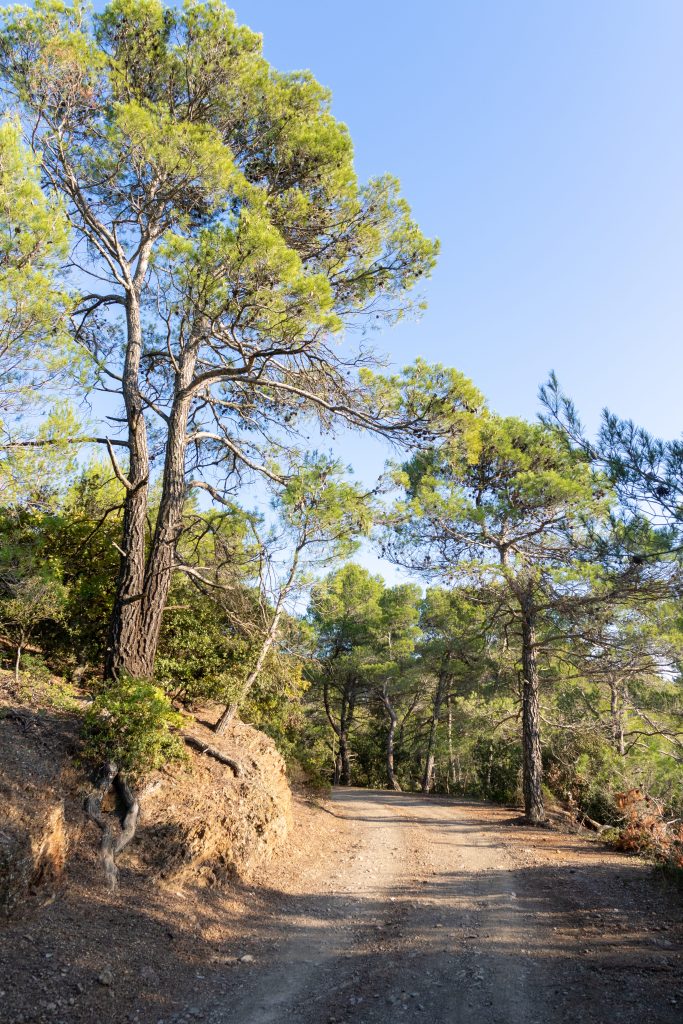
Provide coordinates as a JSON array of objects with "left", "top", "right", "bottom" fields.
[{"left": 1, "top": 0, "right": 683, "bottom": 894}]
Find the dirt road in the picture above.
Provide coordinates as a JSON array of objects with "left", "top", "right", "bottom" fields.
[
  {"left": 3, "top": 786, "right": 682, "bottom": 1024},
  {"left": 190, "top": 788, "right": 682, "bottom": 1024}
]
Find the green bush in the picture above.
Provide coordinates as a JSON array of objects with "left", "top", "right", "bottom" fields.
[{"left": 82, "top": 676, "right": 185, "bottom": 781}]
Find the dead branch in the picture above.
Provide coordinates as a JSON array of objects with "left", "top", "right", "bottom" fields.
[{"left": 183, "top": 734, "right": 242, "bottom": 775}]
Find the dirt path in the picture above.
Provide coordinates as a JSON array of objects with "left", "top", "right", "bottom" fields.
[
  {"left": 188, "top": 788, "right": 683, "bottom": 1024},
  {"left": 3, "top": 787, "right": 682, "bottom": 1024}
]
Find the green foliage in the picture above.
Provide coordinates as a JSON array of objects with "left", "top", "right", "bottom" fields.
[
  {"left": 0, "top": 565, "right": 68, "bottom": 680},
  {"left": 0, "top": 0, "right": 438, "bottom": 447},
  {"left": 0, "top": 115, "right": 85, "bottom": 506},
  {"left": 471, "top": 737, "right": 522, "bottom": 804},
  {"left": 156, "top": 582, "right": 255, "bottom": 707},
  {"left": 0, "top": 460, "right": 123, "bottom": 667},
  {"left": 0, "top": 117, "right": 72, "bottom": 401},
  {"left": 82, "top": 676, "right": 185, "bottom": 780}
]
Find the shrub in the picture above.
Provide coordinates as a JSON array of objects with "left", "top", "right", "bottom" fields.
[{"left": 82, "top": 676, "right": 185, "bottom": 781}]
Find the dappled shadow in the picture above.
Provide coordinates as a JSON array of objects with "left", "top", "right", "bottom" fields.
[
  {"left": 2, "top": 775, "right": 682, "bottom": 1024},
  {"left": 3, "top": 844, "right": 679, "bottom": 1024}
]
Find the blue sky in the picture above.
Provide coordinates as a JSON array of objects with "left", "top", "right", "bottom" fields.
[
  {"left": 234, "top": 0, "right": 683, "bottom": 447},
  {"left": 229, "top": 0, "right": 683, "bottom": 580}
]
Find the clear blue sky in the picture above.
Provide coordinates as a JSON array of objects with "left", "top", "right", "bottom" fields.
[
  {"left": 235, "top": 0, "right": 683, "bottom": 447},
  {"left": 230, "top": 0, "right": 683, "bottom": 580}
]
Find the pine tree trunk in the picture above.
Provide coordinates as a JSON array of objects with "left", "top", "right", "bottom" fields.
[
  {"left": 338, "top": 689, "right": 356, "bottom": 786},
  {"left": 339, "top": 729, "right": 352, "bottom": 786},
  {"left": 104, "top": 291, "right": 151, "bottom": 680},
  {"left": 383, "top": 694, "right": 401, "bottom": 791},
  {"left": 105, "top": 332, "right": 196, "bottom": 681},
  {"left": 447, "top": 694, "right": 457, "bottom": 786},
  {"left": 323, "top": 682, "right": 354, "bottom": 786},
  {"left": 520, "top": 599, "right": 545, "bottom": 824},
  {"left": 421, "top": 669, "right": 448, "bottom": 793}
]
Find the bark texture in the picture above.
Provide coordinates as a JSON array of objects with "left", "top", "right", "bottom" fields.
[
  {"left": 520, "top": 600, "right": 545, "bottom": 824},
  {"left": 421, "top": 668, "right": 449, "bottom": 793},
  {"left": 105, "top": 337, "right": 197, "bottom": 681}
]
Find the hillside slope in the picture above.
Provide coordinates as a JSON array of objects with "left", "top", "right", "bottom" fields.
[{"left": 0, "top": 689, "right": 293, "bottom": 1023}]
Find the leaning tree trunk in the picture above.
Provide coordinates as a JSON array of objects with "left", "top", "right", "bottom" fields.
[
  {"left": 214, "top": 544, "right": 300, "bottom": 734},
  {"left": 520, "top": 600, "right": 545, "bottom": 824},
  {"left": 105, "top": 331, "right": 196, "bottom": 682},
  {"left": 421, "top": 669, "right": 448, "bottom": 793},
  {"left": 382, "top": 692, "right": 402, "bottom": 792},
  {"left": 214, "top": 635, "right": 273, "bottom": 735}
]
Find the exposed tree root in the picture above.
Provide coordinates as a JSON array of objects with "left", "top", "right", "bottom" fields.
[
  {"left": 183, "top": 734, "right": 242, "bottom": 776},
  {"left": 84, "top": 763, "right": 139, "bottom": 890}
]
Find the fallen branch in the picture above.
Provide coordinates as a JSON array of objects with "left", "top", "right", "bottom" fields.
[
  {"left": 552, "top": 805, "right": 608, "bottom": 834},
  {"left": 183, "top": 734, "right": 242, "bottom": 776},
  {"left": 578, "top": 811, "right": 609, "bottom": 834}
]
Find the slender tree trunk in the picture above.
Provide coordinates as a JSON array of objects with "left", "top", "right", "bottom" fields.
[
  {"left": 323, "top": 682, "right": 354, "bottom": 785},
  {"left": 14, "top": 645, "right": 21, "bottom": 685},
  {"left": 485, "top": 742, "right": 494, "bottom": 797},
  {"left": 214, "top": 606, "right": 284, "bottom": 734},
  {"left": 610, "top": 678, "right": 626, "bottom": 756},
  {"left": 382, "top": 692, "right": 402, "bottom": 791},
  {"left": 339, "top": 691, "right": 356, "bottom": 786},
  {"left": 323, "top": 679, "right": 343, "bottom": 785},
  {"left": 520, "top": 599, "right": 545, "bottom": 824},
  {"left": 215, "top": 544, "right": 302, "bottom": 734},
  {"left": 421, "top": 668, "right": 448, "bottom": 793},
  {"left": 339, "top": 728, "right": 352, "bottom": 786},
  {"left": 447, "top": 693, "right": 457, "bottom": 786}
]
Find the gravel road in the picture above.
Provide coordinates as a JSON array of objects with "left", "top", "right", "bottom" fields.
[{"left": 204, "top": 788, "right": 683, "bottom": 1024}]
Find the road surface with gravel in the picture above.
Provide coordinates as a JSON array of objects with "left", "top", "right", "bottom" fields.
[{"left": 194, "top": 788, "right": 683, "bottom": 1024}]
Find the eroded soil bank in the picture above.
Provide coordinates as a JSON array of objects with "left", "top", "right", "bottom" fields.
[{"left": 2, "top": 785, "right": 682, "bottom": 1024}]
